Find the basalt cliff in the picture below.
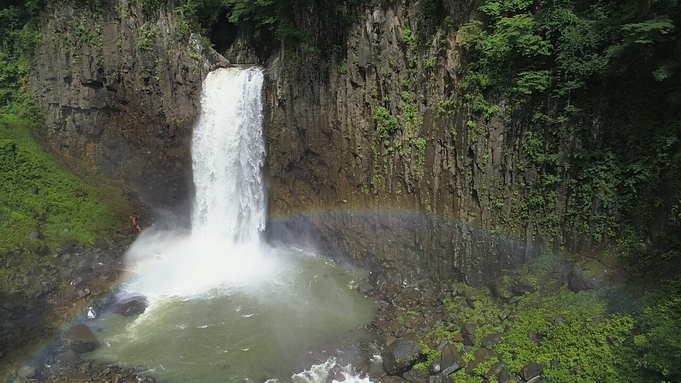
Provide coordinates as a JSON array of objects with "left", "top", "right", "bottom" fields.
[{"left": 29, "top": 0, "right": 676, "bottom": 286}]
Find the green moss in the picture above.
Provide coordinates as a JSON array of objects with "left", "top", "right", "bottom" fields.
[{"left": 0, "top": 114, "right": 132, "bottom": 254}]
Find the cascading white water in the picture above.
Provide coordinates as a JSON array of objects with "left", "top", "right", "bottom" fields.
[
  {"left": 123, "top": 67, "right": 277, "bottom": 298},
  {"left": 96, "top": 66, "right": 375, "bottom": 383},
  {"left": 192, "top": 68, "right": 266, "bottom": 243}
]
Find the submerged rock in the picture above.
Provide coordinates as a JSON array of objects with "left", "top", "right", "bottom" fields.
[
  {"left": 18, "top": 365, "right": 36, "bottom": 379},
  {"left": 382, "top": 332, "right": 424, "bottom": 375},
  {"left": 62, "top": 324, "right": 97, "bottom": 353},
  {"left": 112, "top": 295, "right": 148, "bottom": 317},
  {"left": 55, "top": 349, "right": 80, "bottom": 364}
]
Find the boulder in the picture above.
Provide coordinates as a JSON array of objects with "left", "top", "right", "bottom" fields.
[
  {"left": 18, "top": 366, "right": 36, "bottom": 379},
  {"left": 567, "top": 270, "right": 595, "bottom": 292},
  {"left": 511, "top": 281, "right": 535, "bottom": 296},
  {"left": 462, "top": 323, "right": 476, "bottom": 336},
  {"left": 62, "top": 324, "right": 97, "bottom": 353},
  {"left": 481, "top": 333, "right": 503, "bottom": 348},
  {"left": 463, "top": 332, "right": 476, "bottom": 346},
  {"left": 520, "top": 362, "right": 546, "bottom": 381},
  {"left": 497, "top": 365, "right": 511, "bottom": 383},
  {"left": 55, "top": 349, "right": 80, "bottom": 364},
  {"left": 112, "top": 295, "right": 148, "bottom": 316},
  {"left": 382, "top": 332, "right": 425, "bottom": 375},
  {"left": 325, "top": 364, "right": 345, "bottom": 383},
  {"left": 528, "top": 331, "right": 544, "bottom": 346},
  {"left": 439, "top": 343, "right": 465, "bottom": 375}
]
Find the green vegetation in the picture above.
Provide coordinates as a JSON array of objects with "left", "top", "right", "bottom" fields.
[
  {"left": 0, "top": 1, "right": 43, "bottom": 121},
  {"left": 0, "top": 115, "right": 131, "bottom": 254},
  {"left": 459, "top": 0, "right": 681, "bottom": 262},
  {"left": 1, "top": 0, "right": 133, "bottom": 259},
  {"left": 400, "top": 256, "right": 678, "bottom": 382},
  {"left": 136, "top": 25, "right": 155, "bottom": 51}
]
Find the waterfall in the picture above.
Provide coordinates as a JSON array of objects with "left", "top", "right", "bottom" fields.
[
  {"left": 191, "top": 68, "right": 266, "bottom": 243},
  {"left": 124, "top": 67, "right": 275, "bottom": 298},
  {"left": 104, "top": 67, "right": 375, "bottom": 383}
]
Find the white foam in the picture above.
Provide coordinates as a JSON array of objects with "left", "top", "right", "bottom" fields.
[
  {"left": 123, "top": 68, "right": 274, "bottom": 303},
  {"left": 291, "top": 358, "right": 372, "bottom": 383}
]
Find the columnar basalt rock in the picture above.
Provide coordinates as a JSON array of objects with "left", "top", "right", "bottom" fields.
[
  {"left": 30, "top": 1, "right": 227, "bottom": 208},
  {"left": 261, "top": 1, "right": 546, "bottom": 286}
]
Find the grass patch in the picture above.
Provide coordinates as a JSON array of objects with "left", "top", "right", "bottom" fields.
[{"left": 0, "top": 114, "right": 132, "bottom": 254}]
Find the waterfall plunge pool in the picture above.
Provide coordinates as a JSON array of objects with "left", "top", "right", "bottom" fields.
[{"left": 86, "top": 246, "right": 377, "bottom": 383}]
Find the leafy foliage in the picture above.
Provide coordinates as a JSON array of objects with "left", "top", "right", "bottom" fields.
[
  {"left": 0, "top": 0, "right": 44, "bottom": 121},
  {"left": 633, "top": 277, "right": 681, "bottom": 379},
  {"left": 460, "top": 0, "right": 681, "bottom": 260}
]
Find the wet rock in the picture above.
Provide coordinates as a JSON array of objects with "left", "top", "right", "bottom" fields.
[
  {"left": 112, "top": 295, "right": 148, "bottom": 316},
  {"left": 18, "top": 365, "right": 36, "bottom": 379},
  {"left": 63, "top": 324, "right": 97, "bottom": 353},
  {"left": 66, "top": 372, "right": 91, "bottom": 381},
  {"left": 481, "top": 333, "right": 503, "bottom": 348},
  {"left": 520, "top": 362, "right": 546, "bottom": 381},
  {"left": 403, "top": 368, "right": 428, "bottom": 382},
  {"left": 56, "top": 349, "right": 80, "bottom": 364},
  {"left": 382, "top": 376, "right": 409, "bottom": 383},
  {"left": 439, "top": 343, "right": 465, "bottom": 375},
  {"left": 382, "top": 332, "right": 424, "bottom": 375},
  {"left": 326, "top": 364, "right": 345, "bottom": 383}
]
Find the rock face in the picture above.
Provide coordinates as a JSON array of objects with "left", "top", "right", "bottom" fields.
[
  {"left": 28, "top": 0, "right": 605, "bottom": 287},
  {"left": 30, "top": 1, "right": 227, "bottom": 208},
  {"left": 261, "top": 1, "right": 548, "bottom": 286}
]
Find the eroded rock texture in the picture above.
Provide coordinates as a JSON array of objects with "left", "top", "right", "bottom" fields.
[
  {"left": 261, "top": 1, "right": 547, "bottom": 285},
  {"left": 31, "top": 1, "right": 226, "bottom": 207}
]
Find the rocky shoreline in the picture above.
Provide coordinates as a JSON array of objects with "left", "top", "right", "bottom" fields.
[
  {"left": 2, "top": 245, "right": 626, "bottom": 383},
  {"left": 0, "top": 237, "right": 148, "bottom": 382}
]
